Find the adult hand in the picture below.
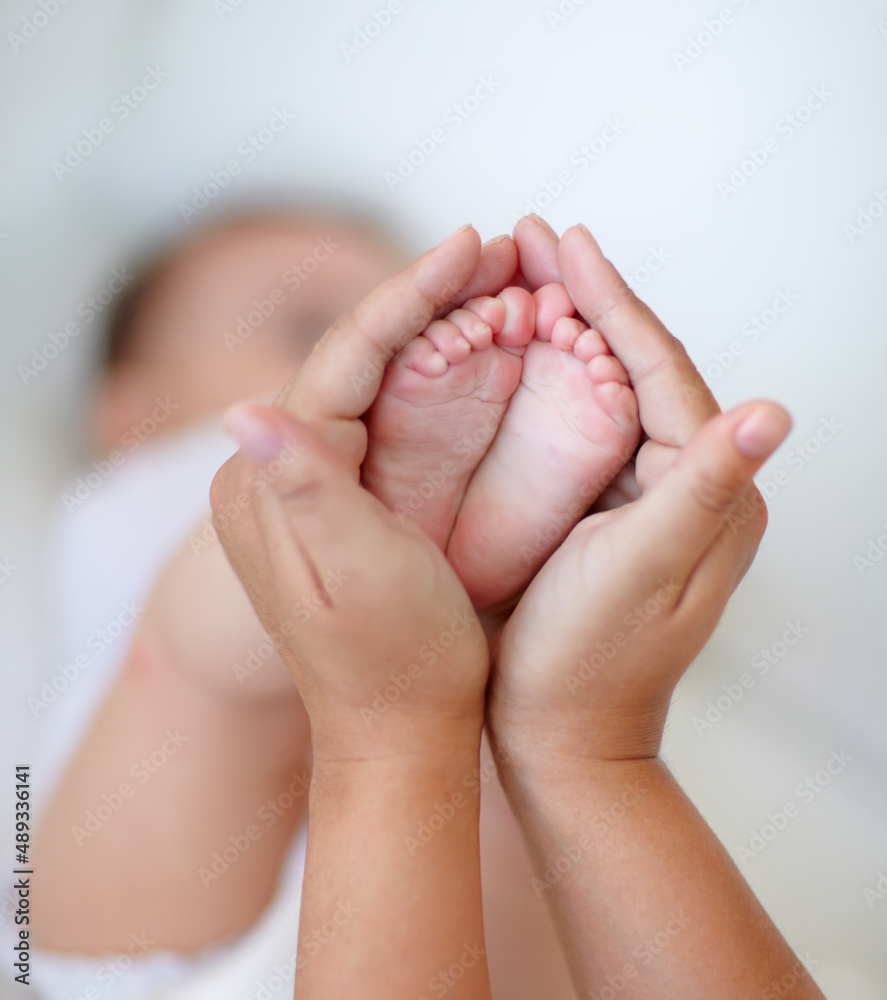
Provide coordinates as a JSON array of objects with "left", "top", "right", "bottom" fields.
[{"left": 487, "top": 223, "right": 788, "bottom": 761}]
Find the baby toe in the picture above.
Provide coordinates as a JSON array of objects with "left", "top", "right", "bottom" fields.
[
  {"left": 401, "top": 334, "right": 449, "bottom": 377},
  {"left": 462, "top": 296, "right": 506, "bottom": 337},
  {"left": 496, "top": 286, "right": 536, "bottom": 347},
  {"left": 424, "top": 319, "right": 472, "bottom": 365},
  {"left": 533, "top": 283, "right": 575, "bottom": 341},
  {"left": 551, "top": 316, "right": 588, "bottom": 352},
  {"left": 586, "top": 353, "right": 630, "bottom": 386},
  {"left": 447, "top": 308, "right": 493, "bottom": 351},
  {"left": 573, "top": 327, "right": 609, "bottom": 364}
]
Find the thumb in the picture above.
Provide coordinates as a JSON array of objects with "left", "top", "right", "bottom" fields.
[
  {"left": 217, "top": 403, "right": 389, "bottom": 599},
  {"left": 624, "top": 400, "right": 792, "bottom": 583}
]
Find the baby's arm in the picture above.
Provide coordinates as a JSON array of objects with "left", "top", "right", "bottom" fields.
[
  {"left": 31, "top": 536, "right": 312, "bottom": 951},
  {"left": 32, "top": 225, "right": 510, "bottom": 955},
  {"left": 215, "top": 403, "right": 492, "bottom": 999}
]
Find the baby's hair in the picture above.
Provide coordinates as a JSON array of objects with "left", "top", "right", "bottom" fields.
[{"left": 102, "top": 205, "right": 411, "bottom": 371}]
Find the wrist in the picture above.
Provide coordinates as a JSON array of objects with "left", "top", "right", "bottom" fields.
[
  {"left": 493, "top": 749, "right": 668, "bottom": 835},
  {"left": 487, "top": 697, "right": 670, "bottom": 779},
  {"left": 310, "top": 706, "right": 485, "bottom": 767}
]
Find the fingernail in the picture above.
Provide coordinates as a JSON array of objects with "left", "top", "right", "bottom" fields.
[
  {"left": 223, "top": 404, "right": 286, "bottom": 462},
  {"left": 525, "top": 213, "right": 556, "bottom": 234},
  {"left": 442, "top": 223, "right": 474, "bottom": 244},
  {"left": 482, "top": 234, "right": 510, "bottom": 247},
  {"left": 734, "top": 405, "right": 792, "bottom": 459}
]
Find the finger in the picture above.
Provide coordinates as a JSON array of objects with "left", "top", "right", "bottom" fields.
[
  {"left": 676, "top": 481, "right": 768, "bottom": 630},
  {"left": 281, "top": 225, "right": 482, "bottom": 424},
  {"left": 622, "top": 400, "right": 791, "bottom": 584},
  {"left": 442, "top": 235, "right": 518, "bottom": 311},
  {"left": 220, "top": 404, "right": 394, "bottom": 600},
  {"left": 513, "top": 215, "right": 562, "bottom": 289},
  {"left": 634, "top": 440, "right": 679, "bottom": 493},
  {"left": 558, "top": 225, "right": 720, "bottom": 446}
]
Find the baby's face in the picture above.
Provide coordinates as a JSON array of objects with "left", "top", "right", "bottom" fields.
[{"left": 94, "top": 220, "right": 405, "bottom": 452}]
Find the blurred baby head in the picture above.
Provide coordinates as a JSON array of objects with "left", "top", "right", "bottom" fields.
[{"left": 93, "top": 209, "right": 407, "bottom": 453}]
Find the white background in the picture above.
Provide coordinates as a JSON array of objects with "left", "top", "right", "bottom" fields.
[{"left": 1, "top": 0, "right": 886, "bottom": 996}]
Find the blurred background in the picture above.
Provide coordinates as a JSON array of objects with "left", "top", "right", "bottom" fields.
[{"left": 1, "top": 0, "right": 886, "bottom": 996}]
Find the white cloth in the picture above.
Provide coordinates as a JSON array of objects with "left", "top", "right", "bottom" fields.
[{"left": 1, "top": 422, "right": 306, "bottom": 1000}]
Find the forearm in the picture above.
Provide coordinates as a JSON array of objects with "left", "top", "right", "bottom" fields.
[
  {"left": 497, "top": 753, "right": 825, "bottom": 1000},
  {"left": 296, "top": 723, "right": 491, "bottom": 999}
]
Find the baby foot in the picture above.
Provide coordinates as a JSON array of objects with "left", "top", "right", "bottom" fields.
[
  {"left": 447, "top": 283, "right": 642, "bottom": 608},
  {"left": 361, "top": 290, "right": 536, "bottom": 550}
]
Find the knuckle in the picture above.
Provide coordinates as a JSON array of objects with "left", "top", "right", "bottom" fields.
[{"left": 691, "top": 464, "right": 746, "bottom": 517}]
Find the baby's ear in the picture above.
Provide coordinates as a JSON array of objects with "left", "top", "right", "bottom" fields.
[{"left": 90, "top": 364, "right": 155, "bottom": 455}]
